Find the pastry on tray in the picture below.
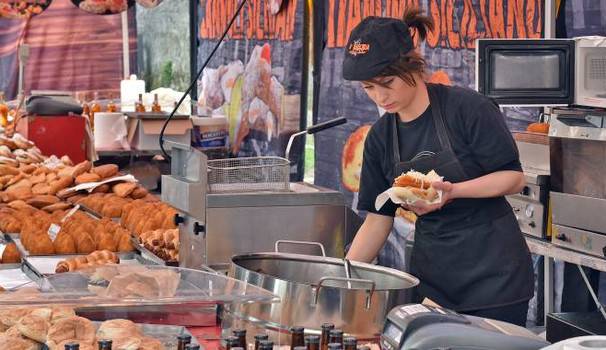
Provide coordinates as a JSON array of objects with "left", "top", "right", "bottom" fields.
[{"left": 55, "top": 250, "right": 120, "bottom": 273}]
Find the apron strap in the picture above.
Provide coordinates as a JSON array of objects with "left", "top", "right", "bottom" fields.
[
  {"left": 391, "top": 84, "right": 454, "bottom": 164},
  {"left": 391, "top": 113, "right": 401, "bottom": 164},
  {"left": 427, "top": 84, "right": 455, "bottom": 154}
]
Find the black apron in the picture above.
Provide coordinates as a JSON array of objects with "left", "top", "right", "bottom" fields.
[{"left": 390, "top": 85, "right": 533, "bottom": 312}]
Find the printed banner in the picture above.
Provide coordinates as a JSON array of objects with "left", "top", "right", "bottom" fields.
[
  {"left": 0, "top": 0, "right": 137, "bottom": 100},
  {"left": 197, "top": 0, "right": 304, "bottom": 161}
]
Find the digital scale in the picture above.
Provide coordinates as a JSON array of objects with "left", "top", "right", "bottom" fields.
[{"left": 381, "top": 304, "right": 550, "bottom": 350}]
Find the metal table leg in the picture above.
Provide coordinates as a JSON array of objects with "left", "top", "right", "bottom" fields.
[{"left": 544, "top": 256, "right": 554, "bottom": 324}]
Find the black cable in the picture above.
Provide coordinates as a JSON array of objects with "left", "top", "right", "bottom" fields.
[{"left": 159, "top": 0, "right": 248, "bottom": 160}]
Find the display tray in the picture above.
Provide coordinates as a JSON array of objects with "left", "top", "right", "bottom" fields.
[
  {"left": 22, "top": 251, "right": 152, "bottom": 279},
  {"left": 79, "top": 304, "right": 218, "bottom": 328},
  {"left": 36, "top": 322, "right": 199, "bottom": 350},
  {"left": 0, "top": 265, "right": 280, "bottom": 309},
  {"left": 131, "top": 236, "right": 178, "bottom": 267}
]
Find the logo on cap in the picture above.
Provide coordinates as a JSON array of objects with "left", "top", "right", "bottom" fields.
[{"left": 348, "top": 40, "right": 370, "bottom": 56}]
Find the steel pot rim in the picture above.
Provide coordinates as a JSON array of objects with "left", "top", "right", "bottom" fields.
[{"left": 231, "top": 251, "right": 419, "bottom": 291}]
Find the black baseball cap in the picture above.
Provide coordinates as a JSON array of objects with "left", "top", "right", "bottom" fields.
[{"left": 342, "top": 16, "right": 413, "bottom": 81}]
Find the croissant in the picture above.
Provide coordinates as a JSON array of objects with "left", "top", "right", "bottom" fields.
[
  {"left": 28, "top": 233, "right": 55, "bottom": 255},
  {"left": 55, "top": 250, "right": 119, "bottom": 273},
  {"left": 117, "top": 232, "right": 134, "bottom": 252},
  {"left": 2, "top": 242, "right": 21, "bottom": 263},
  {"left": 75, "top": 233, "right": 96, "bottom": 254},
  {"left": 53, "top": 231, "right": 77, "bottom": 255},
  {"left": 96, "top": 233, "right": 117, "bottom": 252}
]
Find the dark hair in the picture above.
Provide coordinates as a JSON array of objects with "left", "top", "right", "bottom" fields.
[{"left": 367, "top": 7, "right": 434, "bottom": 87}]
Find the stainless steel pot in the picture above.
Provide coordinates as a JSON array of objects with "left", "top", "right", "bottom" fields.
[{"left": 228, "top": 241, "right": 419, "bottom": 339}]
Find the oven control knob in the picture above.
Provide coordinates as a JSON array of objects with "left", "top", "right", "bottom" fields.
[
  {"left": 529, "top": 221, "right": 536, "bottom": 228},
  {"left": 556, "top": 234, "right": 568, "bottom": 242},
  {"left": 174, "top": 213, "right": 185, "bottom": 226},
  {"left": 525, "top": 205, "right": 534, "bottom": 218},
  {"left": 193, "top": 222, "right": 206, "bottom": 236},
  {"left": 522, "top": 186, "right": 531, "bottom": 196}
]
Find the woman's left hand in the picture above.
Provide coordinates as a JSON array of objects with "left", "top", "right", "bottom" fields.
[{"left": 402, "top": 181, "right": 455, "bottom": 216}]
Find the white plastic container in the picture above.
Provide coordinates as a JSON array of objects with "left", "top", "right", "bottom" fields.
[
  {"left": 120, "top": 74, "right": 145, "bottom": 112},
  {"left": 191, "top": 115, "right": 229, "bottom": 151}
]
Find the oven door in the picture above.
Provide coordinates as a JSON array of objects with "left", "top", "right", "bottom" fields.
[{"left": 476, "top": 39, "right": 575, "bottom": 106}]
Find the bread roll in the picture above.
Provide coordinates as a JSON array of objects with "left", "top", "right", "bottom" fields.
[
  {"left": 46, "top": 316, "right": 95, "bottom": 348},
  {"left": 26, "top": 195, "right": 60, "bottom": 209},
  {"left": 92, "top": 164, "right": 119, "bottom": 179},
  {"left": 112, "top": 183, "right": 137, "bottom": 198},
  {"left": 72, "top": 161, "right": 92, "bottom": 178},
  {"left": 0, "top": 165, "right": 19, "bottom": 176},
  {"left": 75, "top": 173, "right": 101, "bottom": 185},
  {"left": 16, "top": 314, "right": 50, "bottom": 343}
]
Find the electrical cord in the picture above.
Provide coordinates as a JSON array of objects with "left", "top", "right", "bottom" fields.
[{"left": 159, "top": 0, "right": 248, "bottom": 160}]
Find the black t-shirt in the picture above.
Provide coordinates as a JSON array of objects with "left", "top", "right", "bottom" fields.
[{"left": 358, "top": 84, "right": 522, "bottom": 217}]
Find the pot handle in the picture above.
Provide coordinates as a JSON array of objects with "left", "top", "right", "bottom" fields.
[
  {"left": 274, "top": 240, "right": 326, "bottom": 257},
  {"left": 311, "top": 277, "right": 376, "bottom": 310}
]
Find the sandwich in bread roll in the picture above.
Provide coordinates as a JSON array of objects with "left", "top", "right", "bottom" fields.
[
  {"left": 375, "top": 170, "right": 443, "bottom": 211},
  {"left": 391, "top": 170, "right": 442, "bottom": 203}
]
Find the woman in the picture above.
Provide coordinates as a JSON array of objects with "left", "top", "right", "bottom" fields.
[{"left": 343, "top": 8, "right": 534, "bottom": 326}]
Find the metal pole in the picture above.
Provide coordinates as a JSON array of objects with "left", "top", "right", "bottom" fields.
[
  {"left": 544, "top": 257, "right": 554, "bottom": 324},
  {"left": 121, "top": 11, "right": 130, "bottom": 78},
  {"left": 544, "top": 0, "right": 557, "bottom": 39},
  {"left": 543, "top": 0, "right": 557, "bottom": 324}
]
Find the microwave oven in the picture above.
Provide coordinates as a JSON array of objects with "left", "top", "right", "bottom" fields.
[{"left": 475, "top": 36, "right": 606, "bottom": 108}]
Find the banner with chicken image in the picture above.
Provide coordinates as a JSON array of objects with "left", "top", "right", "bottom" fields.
[
  {"left": 197, "top": 0, "right": 304, "bottom": 161},
  {"left": 314, "top": 0, "right": 544, "bottom": 208}
]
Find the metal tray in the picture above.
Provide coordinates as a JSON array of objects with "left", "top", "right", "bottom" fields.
[
  {"left": 0, "top": 263, "right": 33, "bottom": 290},
  {"left": 22, "top": 251, "right": 153, "bottom": 280},
  {"left": 5, "top": 234, "right": 137, "bottom": 260},
  {"left": 131, "top": 236, "right": 178, "bottom": 267}
]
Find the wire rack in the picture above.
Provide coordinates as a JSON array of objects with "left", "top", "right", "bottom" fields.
[{"left": 207, "top": 156, "right": 290, "bottom": 193}]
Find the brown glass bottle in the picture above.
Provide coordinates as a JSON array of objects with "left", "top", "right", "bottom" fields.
[
  {"left": 82, "top": 101, "right": 90, "bottom": 116},
  {"left": 135, "top": 93, "right": 146, "bottom": 112},
  {"left": 232, "top": 329, "right": 247, "bottom": 349},
  {"left": 290, "top": 326, "right": 305, "bottom": 348},
  {"left": 320, "top": 323, "right": 335, "bottom": 350},
  {"left": 107, "top": 99, "right": 117, "bottom": 113},
  {"left": 259, "top": 340, "right": 274, "bottom": 350},
  {"left": 327, "top": 343, "right": 342, "bottom": 350},
  {"left": 177, "top": 334, "right": 192, "bottom": 350},
  {"left": 152, "top": 93, "right": 162, "bottom": 112},
  {"left": 305, "top": 335, "right": 320, "bottom": 350},
  {"left": 98, "top": 339, "right": 112, "bottom": 350},
  {"left": 225, "top": 336, "right": 240, "bottom": 350},
  {"left": 343, "top": 337, "right": 357, "bottom": 350},
  {"left": 254, "top": 334, "right": 269, "bottom": 350},
  {"left": 0, "top": 91, "right": 8, "bottom": 127},
  {"left": 329, "top": 330, "right": 343, "bottom": 346}
]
